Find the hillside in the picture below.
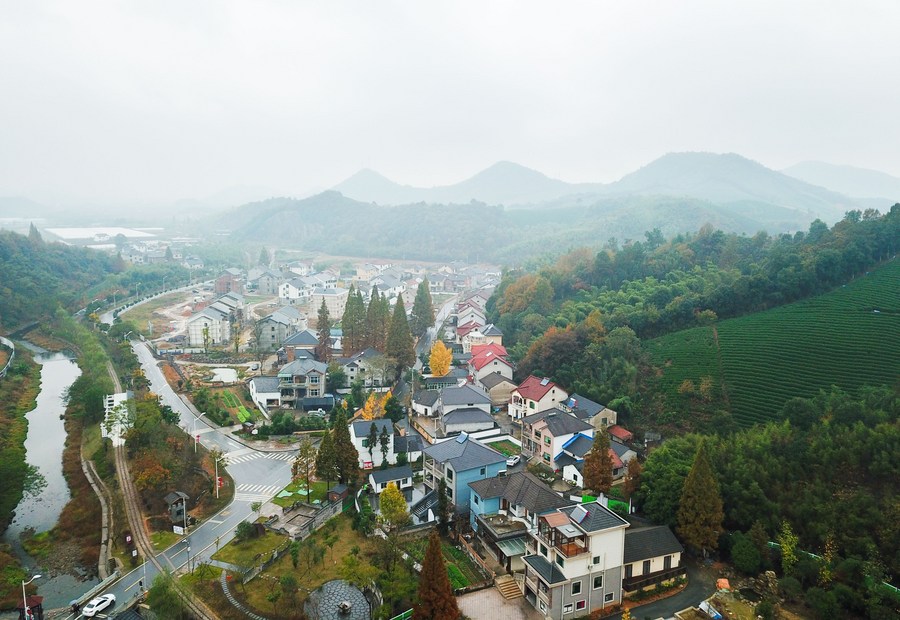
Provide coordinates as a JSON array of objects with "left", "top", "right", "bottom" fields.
[
  {"left": 333, "top": 161, "right": 604, "bottom": 206},
  {"left": 606, "top": 152, "right": 855, "bottom": 222},
  {"left": 646, "top": 259, "right": 900, "bottom": 427},
  {"left": 783, "top": 160, "right": 900, "bottom": 204}
]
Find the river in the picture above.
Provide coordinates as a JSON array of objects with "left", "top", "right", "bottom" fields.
[{"left": 1, "top": 350, "right": 99, "bottom": 611}]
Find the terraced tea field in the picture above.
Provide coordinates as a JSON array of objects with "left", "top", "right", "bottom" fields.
[{"left": 648, "top": 259, "right": 900, "bottom": 426}]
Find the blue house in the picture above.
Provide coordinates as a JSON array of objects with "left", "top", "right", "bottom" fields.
[{"left": 423, "top": 433, "right": 506, "bottom": 513}]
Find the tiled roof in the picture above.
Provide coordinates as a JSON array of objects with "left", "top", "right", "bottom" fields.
[
  {"left": 393, "top": 435, "right": 422, "bottom": 453},
  {"left": 249, "top": 376, "right": 280, "bottom": 393},
  {"left": 470, "top": 343, "right": 508, "bottom": 358},
  {"left": 413, "top": 390, "right": 439, "bottom": 407},
  {"left": 468, "top": 472, "right": 575, "bottom": 514},
  {"left": 423, "top": 436, "right": 505, "bottom": 472},
  {"left": 350, "top": 419, "right": 394, "bottom": 438},
  {"left": 523, "top": 554, "right": 567, "bottom": 585},
  {"left": 567, "top": 393, "right": 605, "bottom": 418},
  {"left": 522, "top": 408, "right": 592, "bottom": 437},
  {"left": 624, "top": 526, "right": 684, "bottom": 564},
  {"left": 442, "top": 408, "right": 494, "bottom": 426},
  {"left": 608, "top": 425, "right": 634, "bottom": 442},
  {"left": 283, "top": 329, "right": 319, "bottom": 346},
  {"left": 370, "top": 465, "right": 413, "bottom": 485},
  {"left": 561, "top": 433, "right": 594, "bottom": 458},
  {"left": 439, "top": 385, "right": 491, "bottom": 407},
  {"left": 278, "top": 357, "right": 327, "bottom": 377},
  {"left": 479, "top": 372, "right": 515, "bottom": 390},
  {"left": 470, "top": 351, "right": 513, "bottom": 372},
  {"left": 560, "top": 502, "right": 628, "bottom": 533},
  {"left": 515, "top": 375, "right": 563, "bottom": 402}
]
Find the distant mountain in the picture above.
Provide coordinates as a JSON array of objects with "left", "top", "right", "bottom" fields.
[
  {"left": 333, "top": 161, "right": 604, "bottom": 206},
  {"left": 603, "top": 152, "right": 855, "bottom": 222},
  {"left": 0, "top": 196, "right": 54, "bottom": 218},
  {"left": 782, "top": 161, "right": 900, "bottom": 204}
]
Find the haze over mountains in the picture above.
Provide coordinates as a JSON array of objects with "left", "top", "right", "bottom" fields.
[{"left": 782, "top": 161, "right": 900, "bottom": 206}]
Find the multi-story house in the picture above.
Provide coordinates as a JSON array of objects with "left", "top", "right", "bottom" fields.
[
  {"left": 510, "top": 376, "right": 569, "bottom": 422},
  {"left": 310, "top": 287, "right": 349, "bottom": 318},
  {"left": 467, "top": 344, "right": 514, "bottom": 383},
  {"left": 478, "top": 372, "right": 517, "bottom": 407},
  {"left": 468, "top": 472, "right": 576, "bottom": 572},
  {"left": 423, "top": 434, "right": 506, "bottom": 513},
  {"left": 564, "top": 393, "right": 618, "bottom": 430},
  {"left": 622, "top": 526, "right": 685, "bottom": 596},
  {"left": 277, "top": 357, "right": 328, "bottom": 410},
  {"left": 461, "top": 324, "right": 504, "bottom": 352},
  {"left": 522, "top": 502, "right": 629, "bottom": 618},
  {"left": 281, "top": 329, "right": 319, "bottom": 362},
  {"left": 256, "top": 307, "right": 308, "bottom": 352},
  {"left": 279, "top": 278, "right": 313, "bottom": 306},
  {"left": 187, "top": 306, "right": 231, "bottom": 347},
  {"left": 337, "top": 348, "right": 388, "bottom": 387},
  {"left": 350, "top": 419, "right": 396, "bottom": 469},
  {"left": 521, "top": 408, "right": 593, "bottom": 467}
]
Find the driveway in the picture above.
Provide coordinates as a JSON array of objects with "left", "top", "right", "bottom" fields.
[
  {"left": 623, "top": 558, "right": 716, "bottom": 619},
  {"left": 457, "top": 587, "right": 542, "bottom": 620}
]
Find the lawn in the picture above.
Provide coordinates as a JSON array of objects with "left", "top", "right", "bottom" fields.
[
  {"left": 484, "top": 439, "right": 519, "bottom": 457},
  {"left": 151, "top": 530, "right": 182, "bottom": 552},
  {"left": 272, "top": 480, "right": 328, "bottom": 508},
  {"left": 211, "top": 530, "right": 290, "bottom": 569},
  {"left": 232, "top": 514, "right": 373, "bottom": 618}
]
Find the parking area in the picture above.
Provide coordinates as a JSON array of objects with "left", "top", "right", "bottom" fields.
[{"left": 457, "top": 587, "right": 543, "bottom": 620}]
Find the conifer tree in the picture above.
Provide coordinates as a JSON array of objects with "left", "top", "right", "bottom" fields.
[
  {"left": 386, "top": 297, "right": 416, "bottom": 373},
  {"left": 28, "top": 222, "right": 43, "bottom": 244},
  {"left": 623, "top": 456, "right": 642, "bottom": 499},
  {"left": 676, "top": 441, "right": 723, "bottom": 555},
  {"left": 366, "top": 286, "right": 383, "bottom": 350},
  {"left": 332, "top": 411, "right": 359, "bottom": 484},
  {"left": 367, "top": 422, "right": 379, "bottom": 462},
  {"left": 314, "top": 431, "right": 338, "bottom": 489},
  {"left": 436, "top": 478, "right": 451, "bottom": 535},
  {"left": 315, "top": 299, "right": 332, "bottom": 362},
  {"left": 378, "top": 292, "right": 391, "bottom": 349},
  {"left": 342, "top": 284, "right": 366, "bottom": 355},
  {"left": 413, "top": 530, "right": 461, "bottom": 620},
  {"left": 583, "top": 432, "right": 613, "bottom": 494},
  {"left": 258, "top": 247, "right": 270, "bottom": 265},
  {"left": 379, "top": 426, "right": 390, "bottom": 466},
  {"left": 410, "top": 279, "right": 434, "bottom": 338},
  {"left": 429, "top": 340, "right": 452, "bottom": 377}
]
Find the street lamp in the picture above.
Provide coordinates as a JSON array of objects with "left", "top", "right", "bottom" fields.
[
  {"left": 193, "top": 411, "right": 207, "bottom": 453},
  {"left": 22, "top": 574, "right": 40, "bottom": 618},
  {"left": 162, "top": 276, "right": 168, "bottom": 293}
]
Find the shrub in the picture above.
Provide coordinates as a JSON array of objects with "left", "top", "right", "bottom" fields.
[
  {"left": 778, "top": 576, "right": 803, "bottom": 602},
  {"left": 731, "top": 533, "right": 761, "bottom": 575},
  {"left": 235, "top": 520, "right": 256, "bottom": 542}
]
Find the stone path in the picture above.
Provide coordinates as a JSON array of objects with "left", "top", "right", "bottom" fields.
[{"left": 219, "top": 570, "right": 268, "bottom": 620}]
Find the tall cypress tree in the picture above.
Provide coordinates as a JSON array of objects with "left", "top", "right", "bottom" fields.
[
  {"left": 366, "top": 286, "right": 382, "bottom": 350},
  {"left": 315, "top": 299, "right": 332, "bottom": 362},
  {"left": 413, "top": 530, "right": 461, "bottom": 620},
  {"left": 314, "top": 431, "right": 338, "bottom": 489},
  {"left": 332, "top": 411, "right": 359, "bottom": 485},
  {"left": 410, "top": 279, "right": 434, "bottom": 338},
  {"left": 386, "top": 297, "right": 415, "bottom": 373},
  {"left": 676, "top": 441, "right": 723, "bottom": 555},
  {"left": 342, "top": 284, "right": 366, "bottom": 355},
  {"left": 583, "top": 431, "right": 613, "bottom": 494}
]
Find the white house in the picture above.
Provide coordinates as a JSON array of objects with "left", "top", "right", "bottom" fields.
[
  {"left": 279, "top": 278, "right": 312, "bottom": 305},
  {"left": 187, "top": 307, "right": 231, "bottom": 347},
  {"left": 248, "top": 376, "right": 280, "bottom": 417},
  {"left": 509, "top": 375, "right": 569, "bottom": 421},
  {"left": 350, "top": 418, "right": 396, "bottom": 469},
  {"left": 368, "top": 465, "right": 414, "bottom": 494}
]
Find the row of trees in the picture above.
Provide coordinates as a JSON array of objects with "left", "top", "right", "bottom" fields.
[{"left": 338, "top": 285, "right": 418, "bottom": 372}]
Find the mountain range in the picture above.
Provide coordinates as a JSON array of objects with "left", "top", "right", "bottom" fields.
[{"left": 781, "top": 161, "right": 900, "bottom": 205}]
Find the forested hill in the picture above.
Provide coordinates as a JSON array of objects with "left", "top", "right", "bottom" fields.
[
  {"left": 222, "top": 190, "right": 817, "bottom": 263},
  {"left": 0, "top": 229, "right": 121, "bottom": 331},
  {"left": 485, "top": 206, "right": 899, "bottom": 429}
]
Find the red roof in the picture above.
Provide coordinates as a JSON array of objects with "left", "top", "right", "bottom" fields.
[
  {"left": 515, "top": 375, "right": 561, "bottom": 402},
  {"left": 608, "top": 425, "right": 633, "bottom": 442},
  {"left": 455, "top": 320, "right": 482, "bottom": 337},
  {"left": 609, "top": 448, "right": 624, "bottom": 469},
  {"left": 471, "top": 351, "right": 513, "bottom": 372},
  {"left": 471, "top": 343, "right": 508, "bottom": 357}
]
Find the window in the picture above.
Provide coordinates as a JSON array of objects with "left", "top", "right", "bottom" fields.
[
  {"left": 446, "top": 469, "right": 453, "bottom": 480},
  {"left": 535, "top": 431, "right": 542, "bottom": 439},
  {"left": 362, "top": 439, "right": 369, "bottom": 448},
  {"left": 604, "top": 593, "right": 614, "bottom": 603},
  {"left": 310, "top": 375, "right": 320, "bottom": 384},
  {"left": 625, "top": 565, "right": 632, "bottom": 579},
  {"left": 593, "top": 575, "right": 603, "bottom": 589},
  {"left": 539, "top": 544, "right": 547, "bottom": 556},
  {"left": 480, "top": 467, "right": 486, "bottom": 475},
  {"left": 664, "top": 555, "right": 672, "bottom": 570},
  {"left": 592, "top": 556, "right": 601, "bottom": 565},
  {"left": 555, "top": 555, "right": 565, "bottom": 568},
  {"left": 544, "top": 436, "right": 551, "bottom": 445},
  {"left": 539, "top": 602, "right": 546, "bottom": 613},
  {"left": 529, "top": 402, "right": 535, "bottom": 409},
  {"left": 473, "top": 495, "right": 479, "bottom": 505},
  {"left": 572, "top": 581, "right": 581, "bottom": 595},
  {"left": 563, "top": 604, "right": 573, "bottom": 614},
  {"left": 576, "top": 601, "right": 586, "bottom": 611},
  {"left": 643, "top": 560, "right": 651, "bottom": 575},
  {"left": 543, "top": 453, "right": 550, "bottom": 462}
]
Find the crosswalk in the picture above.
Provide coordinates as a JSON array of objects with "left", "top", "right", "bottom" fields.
[
  {"left": 234, "top": 483, "right": 281, "bottom": 503},
  {"left": 221, "top": 449, "right": 297, "bottom": 466},
  {"left": 264, "top": 452, "right": 296, "bottom": 462}
]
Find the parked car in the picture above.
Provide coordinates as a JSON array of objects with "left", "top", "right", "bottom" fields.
[
  {"left": 506, "top": 454, "right": 521, "bottom": 467},
  {"left": 82, "top": 593, "right": 116, "bottom": 617}
]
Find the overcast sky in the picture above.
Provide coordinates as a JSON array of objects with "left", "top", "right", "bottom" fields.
[{"left": 2, "top": 1, "right": 899, "bottom": 206}]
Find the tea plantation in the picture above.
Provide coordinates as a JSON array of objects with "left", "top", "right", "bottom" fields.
[{"left": 648, "top": 258, "right": 900, "bottom": 426}]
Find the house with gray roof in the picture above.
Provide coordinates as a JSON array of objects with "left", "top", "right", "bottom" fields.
[
  {"left": 522, "top": 408, "right": 594, "bottom": 469},
  {"left": 350, "top": 419, "right": 396, "bottom": 469},
  {"left": 423, "top": 433, "right": 506, "bottom": 513},
  {"left": 622, "top": 526, "right": 685, "bottom": 595},
  {"left": 412, "top": 389, "right": 439, "bottom": 416},
  {"left": 187, "top": 306, "right": 231, "bottom": 347},
  {"left": 277, "top": 357, "right": 328, "bottom": 410},
  {"left": 368, "top": 464, "right": 414, "bottom": 494},
  {"left": 248, "top": 376, "right": 281, "bottom": 416},
  {"left": 565, "top": 393, "right": 618, "bottom": 430},
  {"left": 439, "top": 407, "right": 495, "bottom": 437},
  {"left": 469, "top": 472, "right": 576, "bottom": 572},
  {"left": 437, "top": 384, "right": 491, "bottom": 416}
]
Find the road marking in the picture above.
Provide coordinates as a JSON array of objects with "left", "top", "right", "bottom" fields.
[
  {"left": 224, "top": 447, "right": 256, "bottom": 458},
  {"left": 237, "top": 483, "right": 280, "bottom": 495},
  {"left": 224, "top": 452, "right": 262, "bottom": 465},
  {"left": 234, "top": 492, "right": 276, "bottom": 502},
  {"left": 264, "top": 452, "right": 297, "bottom": 461},
  {"left": 208, "top": 519, "right": 224, "bottom": 524}
]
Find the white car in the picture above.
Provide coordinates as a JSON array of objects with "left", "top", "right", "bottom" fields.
[
  {"left": 82, "top": 593, "right": 116, "bottom": 617},
  {"left": 506, "top": 454, "right": 521, "bottom": 467}
]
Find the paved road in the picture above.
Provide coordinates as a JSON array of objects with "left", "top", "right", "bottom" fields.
[
  {"left": 62, "top": 341, "right": 294, "bottom": 619},
  {"left": 414, "top": 295, "right": 457, "bottom": 370}
]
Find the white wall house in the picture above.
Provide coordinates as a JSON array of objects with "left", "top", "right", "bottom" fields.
[
  {"left": 350, "top": 419, "right": 396, "bottom": 469},
  {"left": 187, "top": 307, "right": 231, "bottom": 347}
]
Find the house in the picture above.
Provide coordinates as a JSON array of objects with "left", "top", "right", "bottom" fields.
[
  {"left": 279, "top": 278, "right": 313, "bottom": 306},
  {"left": 187, "top": 306, "right": 231, "bottom": 347},
  {"left": 608, "top": 425, "right": 634, "bottom": 444},
  {"left": 350, "top": 419, "right": 396, "bottom": 469},
  {"left": 455, "top": 320, "right": 484, "bottom": 345},
  {"left": 423, "top": 434, "right": 506, "bottom": 513},
  {"left": 436, "top": 384, "right": 491, "bottom": 417},
  {"left": 393, "top": 434, "right": 423, "bottom": 463},
  {"left": 310, "top": 287, "right": 349, "bottom": 318},
  {"left": 248, "top": 376, "right": 281, "bottom": 416},
  {"left": 469, "top": 472, "right": 576, "bottom": 572},
  {"left": 412, "top": 389, "right": 439, "bottom": 417},
  {"left": 565, "top": 394, "right": 617, "bottom": 430},
  {"left": 214, "top": 269, "right": 243, "bottom": 295},
  {"left": 164, "top": 491, "right": 189, "bottom": 524},
  {"left": 622, "top": 526, "right": 685, "bottom": 595},
  {"left": 422, "top": 368, "right": 468, "bottom": 391},
  {"left": 462, "top": 323, "right": 504, "bottom": 352},
  {"left": 277, "top": 357, "right": 328, "bottom": 410},
  {"left": 369, "top": 274, "right": 406, "bottom": 299},
  {"left": 510, "top": 376, "right": 569, "bottom": 421},
  {"left": 459, "top": 289, "right": 490, "bottom": 310},
  {"left": 439, "top": 407, "right": 496, "bottom": 437},
  {"left": 522, "top": 502, "right": 629, "bottom": 618},
  {"left": 468, "top": 348, "right": 514, "bottom": 383},
  {"left": 338, "top": 348, "right": 388, "bottom": 387},
  {"left": 247, "top": 269, "right": 281, "bottom": 296},
  {"left": 456, "top": 302, "right": 486, "bottom": 328},
  {"left": 257, "top": 307, "right": 308, "bottom": 352},
  {"left": 478, "top": 372, "right": 517, "bottom": 407},
  {"left": 522, "top": 408, "right": 593, "bottom": 468},
  {"left": 368, "top": 465, "right": 414, "bottom": 494},
  {"left": 557, "top": 433, "right": 635, "bottom": 486},
  {"left": 281, "top": 329, "right": 320, "bottom": 362}
]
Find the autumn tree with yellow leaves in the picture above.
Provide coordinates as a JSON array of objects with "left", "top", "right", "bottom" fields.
[{"left": 429, "top": 341, "right": 453, "bottom": 377}]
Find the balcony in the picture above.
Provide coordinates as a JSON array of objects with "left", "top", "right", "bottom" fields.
[
  {"left": 477, "top": 513, "right": 529, "bottom": 539},
  {"left": 556, "top": 541, "right": 589, "bottom": 558}
]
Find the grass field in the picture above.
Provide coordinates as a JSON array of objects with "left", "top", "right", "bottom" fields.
[
  {"left": 272, "top": 480, "right": 328, "bottom": 507},
  {"left": 483, "top": 439, "right": 519, "bottom": 457},
  {"left": 648, "top": 259, "right": 900, "bottom": 426}
]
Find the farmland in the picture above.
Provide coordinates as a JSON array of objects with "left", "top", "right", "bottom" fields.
[{"left": 647, "top": 259, "right": 900, "bottom": 426}]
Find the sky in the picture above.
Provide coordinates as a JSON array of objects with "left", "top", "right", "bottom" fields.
[{"left": 2, "top": 0, "right": 899, "bottom": 207}]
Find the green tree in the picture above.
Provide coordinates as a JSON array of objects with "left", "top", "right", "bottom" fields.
[
  {"left": 292, "top": 436, "right": 317, "bottom": 498},
  {"left": 342, "top": 284, "right": 367, "bottom": 355},
  {"left": 676, "top": 441, "right": 724, "bottom": 555},
  {"left": 258, "top": 247, "right": 270, "bottom": 265},
  {"left": 146, "top": 570, "right": 187, "bottom": 619},
  {"left": 583, "top": 432, "right": 613, "bottom": 494},
  {"left": 386, "top": 297, "right": 415, "bottom": 373},
  {"left": 413, "top": 530, "right": 461, "bottom": 620},
  {"left": 778, "top": 520, "right": 799, "bottom": 575},
  {"left": 366, "top": 286, "right": 384, "bottom": 350},
  {"left": 730, "top": 532, "right": 761, "bottom": 575},
  {"left": 437, "top": 478, "right": 452, "bottom": 535},
  {"left": 332, "top": 411, "right": 359, "bottom": 484},
  {"left": 379, "top": 482, "right": 410, "bottom": 531},
  {"left": 315, "top": 299, "right": 332, "bottom": 362},
  {"left": 367, "top": 422, "right": 379, "bottom": 463},
  {"left": 410, "top": 279, "right": 434, "bottom": 338},
  {"left": 379, "top": 425, "right": 390, "bottom": 466},
  {"left": 314, "top": 431, "right": 338, "bottom": 489}
]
